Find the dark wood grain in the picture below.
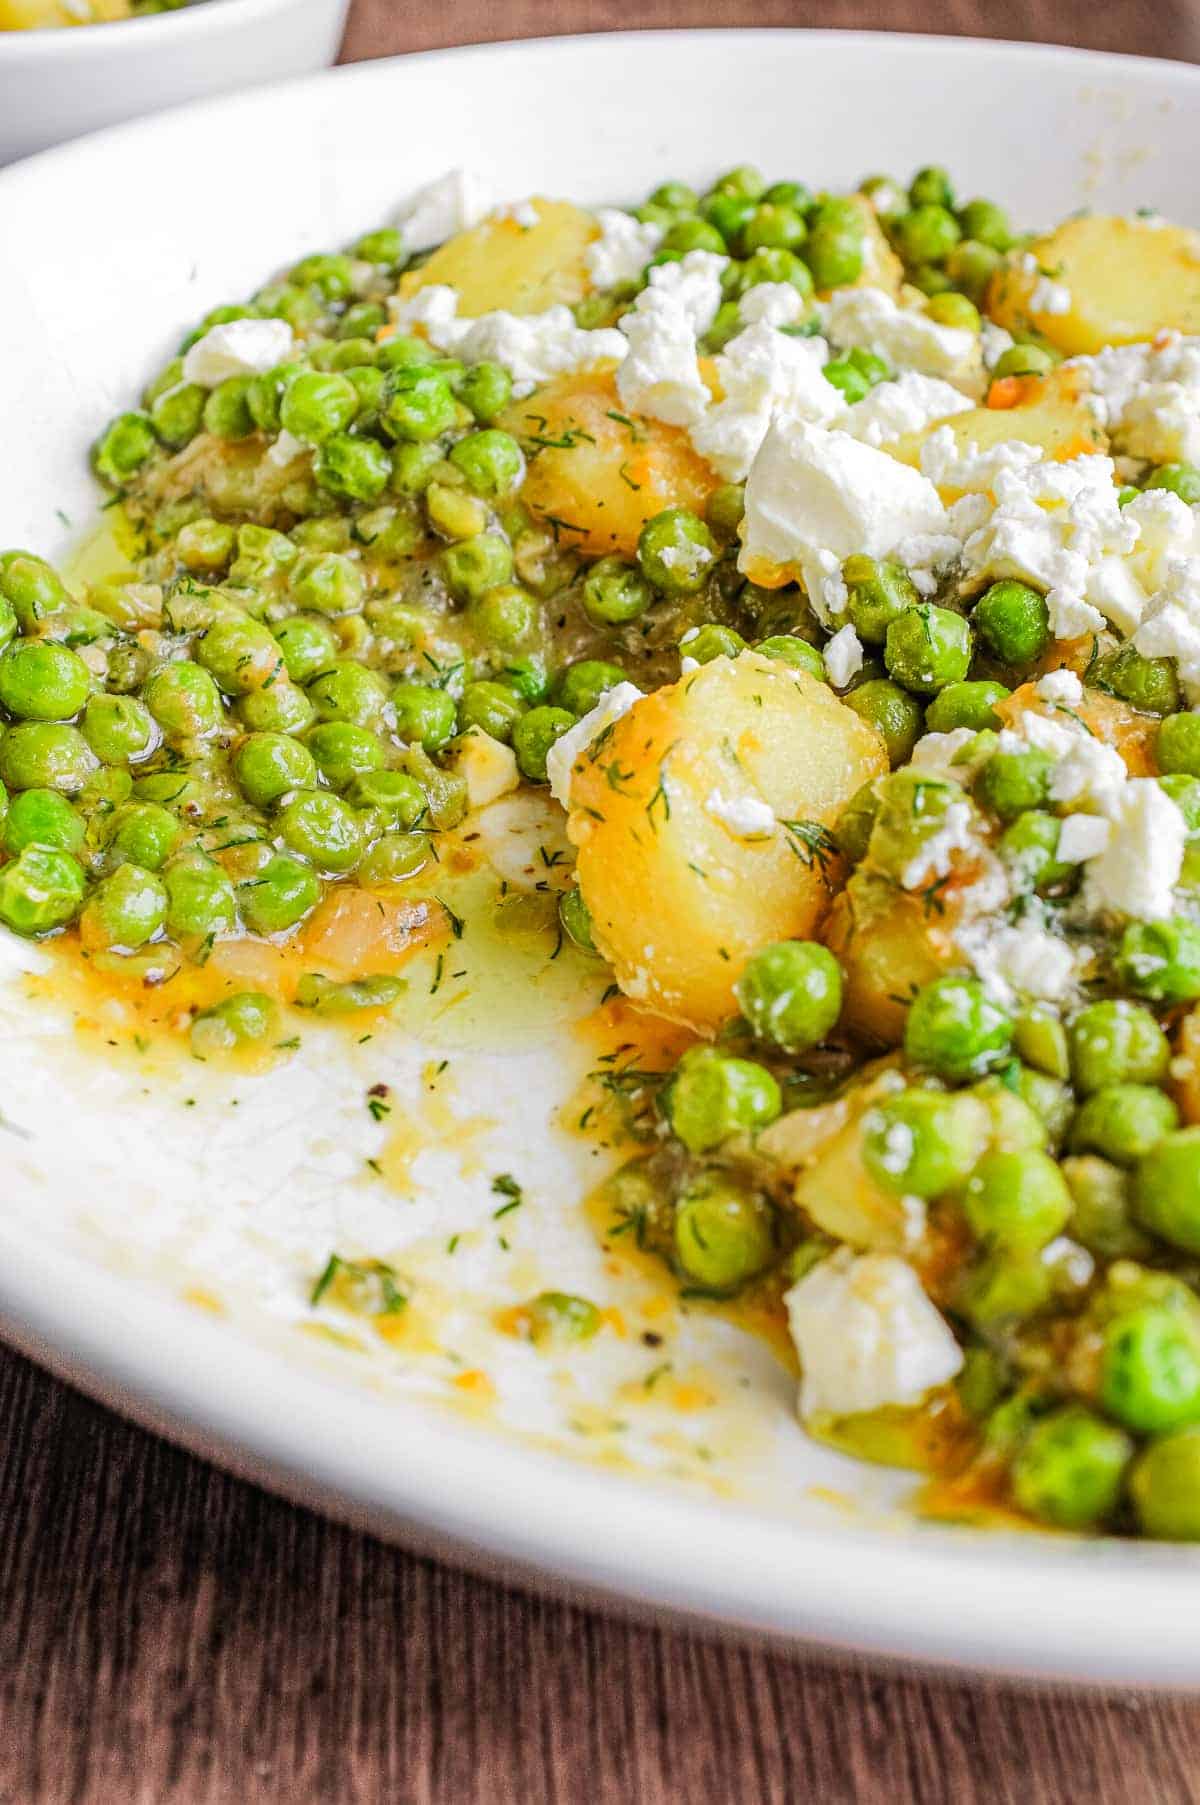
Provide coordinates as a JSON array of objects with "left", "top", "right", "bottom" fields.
[{"left": 6, "top": 4, "right": 1200, "bottom": 1800}]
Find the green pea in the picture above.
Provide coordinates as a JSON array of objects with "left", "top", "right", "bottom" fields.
[
  {"left": 1116, "top": 917, "right": 1200, "bottom": 1004},
  {"left": 382, "top": 368, "right": 457, "bottom": 443},
  {"left": 664, "top": 1046, "right": 781, "bottom": 1154},
  {"left": 0, "top": 641, "right": 90, "bottom": 721},
  {"left": 92, "top": 412, "right": 156, "bottom": 488},
  {"left": 142, "top": 662, "right": 225, "bottom": 739},
  {"left": 288, "top": 552, "right": 366, "bottom": 617},
  {"left": 512, "top": 705, "right": 575, "bottom": 782},
  {"left": 237, "top": 681, "right": 315, "bottom": 736},
  {"left": 314, "top": 433, "right": 392, "bottom": 503},
  {"left": 1133, "top": 1128, "right": 1200, "bottom": 1251},
  {"left": 891, "top": 204, "right": 961, "bottom": 265},
  {"left": 926, "top": 292, "right": 981, "bottom": 331},
  {"left": 997, "top": 809, "right": 1071, "bottom": 891},
  {"left": 275, "top": 791, "right": 363, "bottom": 873},
  {"left": 960, "top": 1250, "right": 1054, "bottom": 1330},
  {"left": 197, "top": 614, "right": 284, "bottom": 696},
  {"left": 425, "top": 482, "right": 489, "bottom": 542},
  {"left": 189, "top": 991, "right": 278, "bottom": 1057},
  {"left": 0, "top": 723, "right": 97, "bottom": 795},
  {"left": 442, "top": 534, "right": 514, "bottom": 603},
  {"left": 344, "top": 769, "right": 425, "bottom": 829},
  {"left": 701, "top": 192, "right": 755, "bottom": 250},
  {"left": 945, "top": 239, "right": 1002, "bottom": 301},
  {"left": 106, "top": 801, "right": 181, "bottom": 870},
  {"left": 3, "top": 788, "right": 84, "bottom": 857},
  {"left": 175, "top": 518, "right": 235, "bottom": 576},
  {"left": 230, "top": 523, "right": 298, "bottom": 588},
  {"left": 581, "top": 557, "right": 653, "bottom": 627},
  {"left": 151, "top": 382, "right": 207, "bottom": 450},
  {"left": 992, "top": 344, "right": 1056, "bottom": 380},
  {"left": 1145, "top": 462, "right": 1200, "bottom": 505},
  {"left": 459, "top": 680, "right": 524, "bottom": 743},
  {"left": 0, "top": 552, "right": 70, "bottom": 634},
  {"left": 494, "top": 653, "right": 549, "bottom": 704},
  {"left": 862, "top": 1089, "right": 988, "bottom": 1198},
  {"left": 1011, "top": 1005, "right": 1070, "bottom": 1080},
  {"left": 925, "top": 680, "right": 1010, "bottom": 734},
  {"left": 230, "top": 732, "right": 315, "bottom": 808},
  {"left": 445, "top": 428, "right": 524, "bottom": 500},
  {"left": 1105, "top": 643, "right": 1183, "bottom": 716},
  {"left": 389, "top": 681, "right": 456, "bottom": 752},
  {"left": 353, "top": 226, "right": 403, "bottom": 265},
  {"left": 558, "top": 884, "right": 594, "bottom": 952},
  {"left": 1069, "top": 1082, "right": 1178, "bottom": 1167},
  {"left": 754, "top": 635, "right": 826, "bottom": 680},
  {"left": 843, "top": 678, "right": 924, "bottom": 766},
  {"left": 1011, "top": 1065, "right": 1075, "bottom": 1148},
  {"left": 359, "top": 832, "right": 430, "bottom": 884},
  {"left": 238, "top": 854, "right": 320, "bottom": 934},
  {"left": 822, "top": 347, "right": 891, "bottom": 403},
  {"left": 906, "top": 165, "right": 953, "bottom": 209},
  {"left": 1010, "top": 1406, "right": 1130, "bottom": 1531},
  {"left": 289, "top": 252, "right": 355, "bottom": 299},
  {"left": 741, "top": 203, "right": 807, "bottom": 254},
  {"left": 904, "top": 975, "right": 1013, "bottom": 1082},
  {"left": 636, "top": 509, "right": 718, "bottom": 595},
  {"left": 305, "top": 722, "right": 386, "bottom": 790},
  {"left": 1157, "top": 712, "right": 1200, "bottom": 778},
  {"left": 556, "top": 660, "right": 625, "bottom": 717},
  {"left": 80, "top": 862, "right": 167, "bottom": 950},
  {"left": 884, "top": 603, "right": 971, "bottom": 695},
  {"left": 0, "top": 844, "right": 86, "bottom": 935},
  {"left": 834, "top": 779, "right": 882, "bottom": 863},
  {"left": 202, "top": 377, "right": 256, "bottom": 441},
  {"left": 1130, "top": 1426, "right": 1200, "bottom": 1538},
  {"left": 524, "top": 1290, "right": 601, "bottom": 1345},
  {"left": 1069, "top": 999, "right": 1170, "bottom": 1095},
  {"left": 673, "top": 1172, "right": 775, "bottom": 1293},
  {"left": 840, "top": 556, "right": 915, "bottom": 643},
  {"left": 1062, "top": 1156, "right": 1152, "bottom": 1260},
  {"left": 804, "top": 200, "right": 865, "bottom": 289},
  {"left": 1099, "top": 1305, "right": 1200, "bottom": 1436},
  {"left": 376, "top": 334, "right": 436, "bottom": 373},
  {"left": 975, "top": 747, "right": 1053, "bottom": 823},
  {"left": 962, "top": 1147, "right": 1072, "bottom": 1249},
  {"left": 308, "top": 661, "right": 388, "bottom": 729},
  {"left": 460, "top": 362, "right": 513, "bottom": 425},
  {"left": 736, "top": 940, "right": 842, "bottom": 1055},
  {"left": 340, "top": 298, "right": 388, "bottom": 338},
  {"left": 955, "top": 198, "right": 1011, "bottom": 249},
  {"left": 681, "top": 625, "right": 746, "bottom": 666},
  {"left": 865, "top": 768, "right": 967, "bottom": 879},
  {"left": 280, "top": 371, "right": 358, "bottom": 444},
  {"left": 970, "top": 1075, "right": 1049, "bottom": 1153},
  {"left": 163, "top": 854, "right": 237, "bottom": 940},
  {"left": 132, "top": 771, "right": 206, "bottom": 812},
  {"left": 1161, "top": 774, "right": 1200, "bottom": 840},
  {"left": 274, "top": 615, "right": 340, "bottom": 684}
]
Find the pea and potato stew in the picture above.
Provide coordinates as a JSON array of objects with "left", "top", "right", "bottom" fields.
[{"left": 10, "top": 160, "right": 1200, "bottom": 1539}]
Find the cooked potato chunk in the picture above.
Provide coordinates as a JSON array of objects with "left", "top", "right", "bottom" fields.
[
  {"left": 566, "top": 652, "right": 888, "bottom": 1030},
  {"left": 502, "top": 372, "right": 718, "bottom": 558},
  {"left": 847, "top": 194, "right": 905, "bottom": 297},
  {"left": 396, "top": 200, "right": 598, "bottom": 317},
  {"left": 986, "top": 215, "right": 1200, "bottom": 355},
  {"left": 822, "top": 871, "right": 960, "bottom": 1046},
  {"left": 887, "top": 368, "right": 1106, "bottom": 486}
]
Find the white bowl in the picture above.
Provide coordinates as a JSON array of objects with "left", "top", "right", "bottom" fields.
[
  {"left": 0, "top": 0, "right": 348, "bottom": 166},
  {"left": 3, "top": 30, "right": 1200, "bottom": 1689}
]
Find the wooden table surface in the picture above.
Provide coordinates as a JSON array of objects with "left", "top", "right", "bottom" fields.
[{"left": 6, "top": 3, "right": 1200, "bottom": 1800}]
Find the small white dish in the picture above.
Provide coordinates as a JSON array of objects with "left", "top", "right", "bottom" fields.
[
  {"left": 3, "top": 29, "right": 1200, "bottom": 1688},
  {"left": 0, "top": 0, "right": 348, "bottom": 166}
]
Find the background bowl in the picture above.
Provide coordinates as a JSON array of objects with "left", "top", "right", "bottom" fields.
[
  {"left": 0, "top": 0, "right": 348, "bottom": 165},
  {"left": 3, "top": 29, "right": 1200, "bottom": 1687}
]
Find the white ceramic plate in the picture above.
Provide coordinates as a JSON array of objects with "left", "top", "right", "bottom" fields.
[
  {"left": 0, "top": 0, "right": 348, "bottom": 167},
  {"left": 3, "top": 30, "right": 1200, "bottom": 1689}
]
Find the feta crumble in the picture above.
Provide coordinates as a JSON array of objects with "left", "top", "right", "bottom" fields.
[
  {"left": 689, "top": 321, "right": 842, "bottom": 481},
  {"left": 396, "top": 168, "right": 492, "bottom": 253},
  {"left": 545, "top": 682, "right": 642, "bottom": 807},
  {"left": 585, "top": 208, "right": 664, "bottom": 289},
  {"left": 843, "top": 371, "right": 973, "bottom": 449},
  {"left": 785, "top": 1251, "right": 964, "bottom": 1420},
  {"left": 824, "top": 623, "right": 864, "bottom": 689},
  {"left": 704, "top": 790, "right": 776, "bottom": 839},
  {"left": 182, "top": 318, "right": 294, "bottom": 388},
  {"left": 1084, "top": 779, "right": 1188, "bottom": 922},
  {"left": 822, "top": 286, "right": 981, "bottom": 384},
  {"left": 390, "top": 285, "right": 626, "bottom": 398}
]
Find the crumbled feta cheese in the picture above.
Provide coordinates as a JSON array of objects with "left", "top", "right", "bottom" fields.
[
  {"left": 658, "top": 541, "right": 709, "bottom": 578},
  {"left": 1135, "top": 560, "right": 1200, "bottom": 703},
  {"left": 1085, "top": 778, "right": 1187, "bottom": 922},
  {"left": 1070, "top": 335, "right": 1200, "bottom": 466},
  {"left": 980, "top": 319, "right": 1015, "bottom": 370},
  {"left": 739, "top": 420, "right": 949, "bottom": 621},
  {"left": 616, "top": 281, "right": 708, "bottom": 426},
  {"left": 643, "top": 249, "right": 727, "bottom": 333},
  {"left": 958, "top": 917, "right": 1079, "bottom": 1005},
  {"left": 704, "top": 790, "right": 776, "bottom": 839},
  {"left": 908, "top": 727, "right": 977, "bottom": 776},
  {"left": 843, "top": 371, "right": 973, "bottom": 449},
  {"left": 391, "top": 284, "right": 626, "bottom": 397},
  {"left": 182, "top": 318, "right": 294, "bottom": 388},
  {"left": 396, "top": 168, "right": 492, "bottom": 253},
  {"left": 899, "top": 797, "right": 979, "bottom": 890},
  {"left": 1035, "top": 668, "right": 1084, "bottom": 705},
  {"left": 824, "top": 623, "right": 864, "bottom": 688},
  {"left": 545, "top": 682, "right": 642, "bottom": 807},
  {"left": 585, "top": 208, "right": 663, "bottom": 289},
  {"left": 449, "top": 727, "right": 520, "bottom": 810},
  {"left": 785, "top": 1250, "right": 964, "bottom": 1420},
  {"left": 823, "top": 286, "right": 980, "bottom": 383},
  {"left": 495, "top": 199, "right": 540, "bottom": 229},
  {"left": 737, "top": 282, "right": 808, "bottom": 328},
  {"left": 1057, "top": 813, "right": 1112, "bottom": 863},
  {"left": 1030, "top": 277, "right": 1072, "bottom": 316},
  {"left": 689, "top": 322, "right": 842, "bottom": 481}
]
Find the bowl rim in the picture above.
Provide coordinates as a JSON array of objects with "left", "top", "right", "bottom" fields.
[
  {"left": 0, "top": 0, "right": 334, "bottom": 59},
  {"left": 4, "top": 25, "right": 1200, "bottom": 1688}
]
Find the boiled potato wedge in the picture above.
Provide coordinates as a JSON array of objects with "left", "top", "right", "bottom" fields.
[
  {"left": 396, "top": 200, "right": 597, "bottom": 317},
  {"left": 502, "top": 371, "right": 718, "bottom": 558},
  {"left": 822, "top": 870, "right": 961, "bottom": 1046},
  {"left": 986, "top": 215, "right": 1200, "bottom": 355},
  {"left": 847, "top": 194, "right": 905, "bottom": 298},
  {"left": 887, "top": 368, "right": 1106, "bottom": 487},
  {"left": 566, "top": 651, "right": 888, "bottom": 1031}
]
